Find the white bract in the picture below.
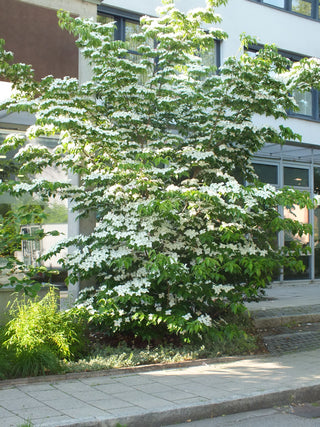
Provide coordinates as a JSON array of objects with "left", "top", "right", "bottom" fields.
[{"left": 0, "top": 0, "right": 318, "bottom": 342}]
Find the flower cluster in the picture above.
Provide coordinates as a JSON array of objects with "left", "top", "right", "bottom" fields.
[{"left": 0, "top": 0, "right": 317, "bottom": 343}]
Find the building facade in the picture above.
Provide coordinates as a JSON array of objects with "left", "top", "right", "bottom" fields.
[{"left": 1, "top": 0, "right": 320, "bottom": 287}]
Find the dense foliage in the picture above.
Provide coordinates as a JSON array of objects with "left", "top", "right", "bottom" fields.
[
  {"left": 0, "top": 289, "right": 88, "bottom": 378},
  {"left": 0, "top": 0, "right": 320, "bottom": 342}
]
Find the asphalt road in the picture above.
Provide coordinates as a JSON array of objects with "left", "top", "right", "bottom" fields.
[{"left": 165, "top": 404, "right": 320, "bottom": 426}]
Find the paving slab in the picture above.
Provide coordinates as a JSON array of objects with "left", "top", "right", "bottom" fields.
[{"left": 0, "top": 348, "right": 319, "bottom": 426}]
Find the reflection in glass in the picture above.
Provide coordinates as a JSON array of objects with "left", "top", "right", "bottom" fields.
[
  {"left": 0, "top": 137, "right": 69, "bottom": 270},
  {"left": 97, "top": 14, "right": 114, "bottom": 24},
  {"left": 125, "top": 20, "right": 153, "bottom": 51},
  {"left": 314, "top": 206, "right": 320, "bottom": 278},
  {"left": 314, "top": 167, "right": 320, "bottom": 195},
  {"left": 284, "top": 256, "right": 310, "bottom": 280},
  {"left": 200, "top": 48, "right": 217, "bottom": 69},
  {"left": 253, "top": 163, "right": 278, "bottom": 184},
  {"left": 125, "top": 20, "right": 141, "bottom": 51},
  {"left": 292, "top": 90, "right": 313, "bottom": 116},
  {"left": 284, "top": 205, "right": 309, "bottom": 245},
  {"left": 263, "top": 0, "right": 285, "bottom": 6},
  {"left": 284, "top": 204, "right": 310, "bottom": 280},
  {"left": 97, "top": 14, "right": 115, "bottom": 41},
  {"left": 315, "top": 248, "right": 320, "bottom": 278},
  {"left": 284, "top": 167, "right": 309, "bottom": 187},
  {"left": 292, "top": 0, "right": 312, "bottom": 16}
]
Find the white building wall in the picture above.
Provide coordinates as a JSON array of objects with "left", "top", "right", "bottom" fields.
[
  {"left": 102, "top": 0, "right": 320, "bottom": 148},
  {"left": 216, "top": 1, "right": 320, "bottom": 60}
]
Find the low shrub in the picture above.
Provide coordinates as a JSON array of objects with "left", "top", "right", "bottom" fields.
[{"left": 0, "top": 288, "right": 89, "bottom": 379}]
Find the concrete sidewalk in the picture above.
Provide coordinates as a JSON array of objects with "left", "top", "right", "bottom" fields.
[
  {"left": 0, "top": 348, "right": 320, "bottom": 427},
  {"left": 1, "top": 282, "right": 319, "bottom": 427}
]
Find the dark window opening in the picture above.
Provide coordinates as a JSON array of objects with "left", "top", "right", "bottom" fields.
[{"left": 253, "top": 163, "right": 278, "bottom": 184}]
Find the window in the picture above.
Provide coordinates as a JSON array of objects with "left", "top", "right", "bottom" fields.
[
  {"left": 247, "top": 46, "right": 320, "bottom": 121},
  {"left": 290, "top": 88, "right": 320, "bottom": 120},
  {"left": 284, "top": 166, "right": 309, "bottom": 187},
  {"left": 0, "top": 132, "right": 68, "bottom": 269},
  {"left": 253, "top": 144, "right": 320, "bottom": 282},
  {"left": 97, "top": 6, "right": 220, "bottom": 70},
  {"left": 277, "top": 50, "right": 320, "bottom": 120},
  {"left": 253, "top": 163, "right": 278, "bottom": 184},
  {"left": 97, "top": 6, "right": 152, "bottom": 52},
  {"left": 252, "top": 0, "right": 320, "bottom": 20}
]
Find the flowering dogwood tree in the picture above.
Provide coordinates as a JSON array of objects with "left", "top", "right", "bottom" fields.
[{"left": 1, "top": 0, "right": 319, "bottom": 341}]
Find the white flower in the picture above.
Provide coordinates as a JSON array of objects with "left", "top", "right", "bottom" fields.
[
  {"left": 114, "top": 319, "right": 122, "bottom": 327},
  {"left": 197, "top": 314, "right": 212, "bottom": 327},
  {"left": 182, "top": 313, "right": 192, "bottom": 321}
]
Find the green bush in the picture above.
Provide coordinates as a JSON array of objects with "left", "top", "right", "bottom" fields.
[{"left": 0, "top": 288, "right": 89, "bottom": 379}]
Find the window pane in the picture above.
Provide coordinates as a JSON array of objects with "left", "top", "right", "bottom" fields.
[
  {"left": 314, "top": 206, "right": 320, "bottom": 278},
  {"left": 292, "top": 89, "right": 313, "bottom": 116},
  {"left": 284, "top": 256, "right": 310, "bottom": 280},
  {"left": 315, "top": 248, "right": 320, "bottom": 278},
  {"left": 314, "top": 167, "right": 320, "bottom": 195},
  {"left": 200, "top": 48, "right": 217, "bottom": 68},
  {"left": 97, "top": 14, "right": 115, "bottom": 40},
  {"left": 284, "top": 205, "right": 309, "bottom": 244},
  {"left": 253, "top": 163, "right": 278, "bottom": 184},
  {"left": 284, "top": 204, "right": 310, "bottom": 280},
  {"left": 292, "top": 0, "right": 312, "bottom": 16},
  {"left": 125, "top": 19, "right": 153, "bottom": 51},
  {"left": 284, "top": 167, "right": 309, "bottom": 187},
  {"left": 263, "top": 0, "right": 285, "bottom": 6},
  {"left": 125, "top": 20, "right": 141, "bottom": 51},
  {"left": 0, "top": 137, "right": 69, "bottom": 269},
  {"left": 97, "top": 14, "right": 114, "bottom": 24}
]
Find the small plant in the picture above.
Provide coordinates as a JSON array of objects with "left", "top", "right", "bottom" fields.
[{"left": 0, "top": 288, "right": 89, "bottom": 378}]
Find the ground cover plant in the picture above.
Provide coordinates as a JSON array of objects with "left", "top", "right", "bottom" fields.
[{"left": 1, "top": 0, "right": 320, "bottom": 360}]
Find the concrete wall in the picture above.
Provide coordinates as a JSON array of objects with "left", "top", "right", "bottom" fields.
[
  {"left": 19, "top": 0, "right": 100, "bottom": 18},
  {"left": 0, "top": 0, "right": 78, "bottom": 80}
]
